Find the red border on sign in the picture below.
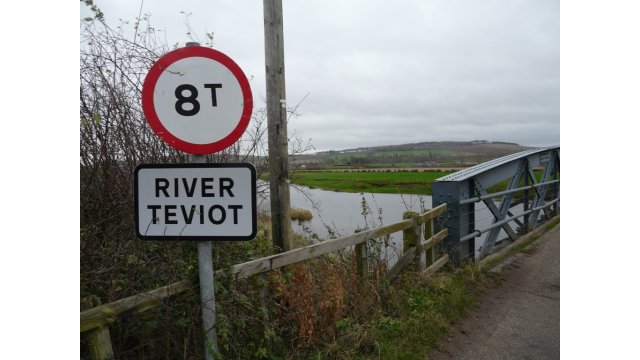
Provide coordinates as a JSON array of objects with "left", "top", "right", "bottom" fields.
[{"left": 142, "top": 46, "right": 253, "bottom": 155}]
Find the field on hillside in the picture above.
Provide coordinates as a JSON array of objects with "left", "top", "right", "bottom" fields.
[{"left": 292, "top": 141, "right": 532, "bottom": 169}]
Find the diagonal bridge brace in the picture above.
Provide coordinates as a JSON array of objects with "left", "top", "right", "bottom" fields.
[
  {"left": 475, "top": 159, "right": 528, "bottom": 258},
  {"left": 525, "top": 164, "right": 550, "bottom": 222},
  {"left": 528, "top": 151, "right": 558, "bottom": 229}
]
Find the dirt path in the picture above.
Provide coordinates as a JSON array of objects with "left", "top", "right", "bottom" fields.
[{"left": 429, "top": 225, "right": 560, "bottom": 360}]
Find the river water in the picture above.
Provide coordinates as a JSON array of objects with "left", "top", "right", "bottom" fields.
[
  {"left": 258, "top": 183, "right": 429, "bottom": 265},
  {"left": 259, "top": 183, "right": 519, "bottom": 265}
]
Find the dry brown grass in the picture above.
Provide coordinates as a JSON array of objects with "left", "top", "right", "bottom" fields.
[{"left": 290, "top": 207, "right": 313, "bottom": 221}]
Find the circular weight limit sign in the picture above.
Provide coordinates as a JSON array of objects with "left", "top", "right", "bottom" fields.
[{"left": 142, "top": 46, "right": 253, "bottom": 154}]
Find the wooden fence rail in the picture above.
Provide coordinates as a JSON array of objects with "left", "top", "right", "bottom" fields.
[
  {"left": 80, "top": 204, "right": 448, "bottom": 358},
  {"left": 81, "top": 281, "right": 191, "bottom": 333}
]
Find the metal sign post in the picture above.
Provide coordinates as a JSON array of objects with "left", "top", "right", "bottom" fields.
[
  {"left": 192, "top": 154, "right": 218, "bottom": 358},
  {"left": 139, "top": 42, "right": 254, "bottom": 359}
]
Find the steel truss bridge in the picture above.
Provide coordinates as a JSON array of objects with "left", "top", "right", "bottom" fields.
[{"left": 432, "top": 146, "right": 560, "bottom": 265}]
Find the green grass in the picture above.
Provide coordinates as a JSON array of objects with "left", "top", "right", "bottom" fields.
[
  {"left": 290, "top": 171, "right": 453, "bottom": 195},
  {"left": 486, "top": 169, "right": 549, "bottom": 193},
  {"left": 286, "top": 168, "right": 556, "bottom": 198},
  {"left": 545, "top": 220, "right": 559, "bottom": 231},
  {"left": 308, "top": 264, "right": 489, "bottom": 360},
  {"left": 371, "top": 272, "right": 479, "bottom": 359},
  {"left": 483, "top": 217, "right": 559, "bottom": 269}
]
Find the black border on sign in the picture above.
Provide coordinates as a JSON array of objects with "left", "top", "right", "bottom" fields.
[{"left": 134, "top": 163, "right": 257, "bottom": 241}]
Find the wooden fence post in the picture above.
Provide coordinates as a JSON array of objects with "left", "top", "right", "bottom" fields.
[
  {"left": 424, "top": 217, "right": 435, "bottom": 267},
  {"left": 354, "top": 229, "right": 368, "bottom": 280},
  {"left": 257, "top": 273, "right": 271, "bottom": 321},
  {"left": 81, "top": 296, "right": 114, "bottom": 360},
  {"left": 403, "top": 211, "right": 423, "bottom": 271}
]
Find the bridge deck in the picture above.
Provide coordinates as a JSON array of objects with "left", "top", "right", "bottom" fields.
[{"left": 430, "top": 224, "right": 560, "bottom": 359}]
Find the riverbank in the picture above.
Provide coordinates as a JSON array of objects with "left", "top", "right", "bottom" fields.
[
  {"left": 290, "top": 170, "right": 454, "bottom": 195},
  {"left": 287, "top": 168, "right": 547, "bottom": 196}
]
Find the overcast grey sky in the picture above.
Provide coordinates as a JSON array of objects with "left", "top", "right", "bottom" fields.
[{"left": 81, "top": 0, "right": 559, "bottom": 152}]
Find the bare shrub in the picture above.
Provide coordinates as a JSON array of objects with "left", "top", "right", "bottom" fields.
[{"left": 79, "top": 16, "right": 274, "bottom": 358}]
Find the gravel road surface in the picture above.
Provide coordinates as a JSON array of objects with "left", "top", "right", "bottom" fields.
[{"left": 429, "top": 225, "right": 560, "bottom": 360}]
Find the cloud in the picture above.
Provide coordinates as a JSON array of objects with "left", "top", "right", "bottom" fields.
[{"left": 82, "top": 0, "right": 559, "bottom": 151}]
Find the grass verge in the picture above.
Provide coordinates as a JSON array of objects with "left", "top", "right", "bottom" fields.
[
  {"left": 482, "top": 217, "right": 560, "bottom": 271},
  {"left": 304, "top": 263, "right": 494, "bottom": 360}
]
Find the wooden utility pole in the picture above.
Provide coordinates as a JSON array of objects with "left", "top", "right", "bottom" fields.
[{"left": 263, "top": 0, "right": 293, "bottom": 252}]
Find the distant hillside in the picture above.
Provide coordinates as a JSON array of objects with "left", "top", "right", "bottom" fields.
[{"left": 292, "top": 141, "right": 532, "bottom": 169}]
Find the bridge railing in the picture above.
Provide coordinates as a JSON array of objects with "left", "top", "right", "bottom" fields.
[
  {"left": 432, "top": 146, "right": 560, "bottom": 264},
  {"left": 81, "top": 204, "right": 449, "bottom": 359}
]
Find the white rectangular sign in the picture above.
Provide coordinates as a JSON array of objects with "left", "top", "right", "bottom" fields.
[{"left": 134, "top": 163, "right": 257, "bottom": 240}]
